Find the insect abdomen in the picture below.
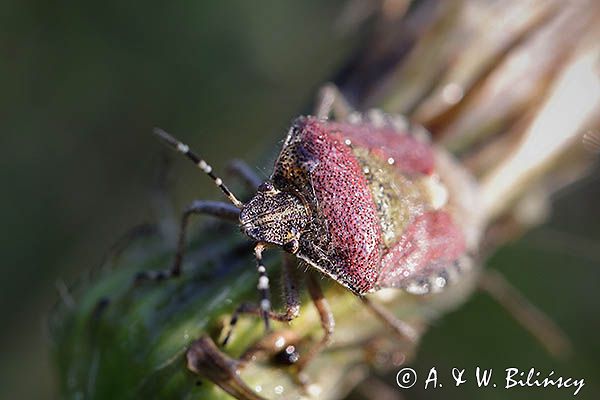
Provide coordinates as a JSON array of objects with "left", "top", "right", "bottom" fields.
[
  {"left": 275, "top": 116, "right": 478, "bottom": 295},
  {"left": 274, "top": 117, "right": 382, "bottom": 294}
]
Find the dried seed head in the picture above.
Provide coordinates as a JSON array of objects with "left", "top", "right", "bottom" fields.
[{"left": 583, "top": 130, "right": 600, "bottom": 153}]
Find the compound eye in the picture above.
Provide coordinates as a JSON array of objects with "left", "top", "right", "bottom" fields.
[
  {"left": 283, "top": 239, "right": 299, "bottom": 254},
  {"left": 258, "top": 181, "right": 276, "bottom": 193}
]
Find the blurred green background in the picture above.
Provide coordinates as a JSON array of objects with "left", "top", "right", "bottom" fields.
[{"left": 1, "top": 1, "right": 598, "bottom": 399}]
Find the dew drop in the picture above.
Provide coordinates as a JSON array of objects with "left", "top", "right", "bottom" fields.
[
  {"left": 435, "top": 276, "right": 446, "bottom": 288},
  {"left": 274, "top": 336, "right": 285, "bottom": 349},
  {"left": 442, "top": 82, "right": 464, "bottom": 104},
  {"left": 307, "top": 384, "right": 322, "bottom": 397}
]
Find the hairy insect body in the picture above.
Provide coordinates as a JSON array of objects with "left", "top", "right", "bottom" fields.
[
  {"left": 245, "top": 116, "right": 480, "bottom": 296},
  {"left": 239, "top": 187, "right": 309, "bottom": 249},
  {"left": 151, "top": 90, "right": 569, "bottom": 398}
]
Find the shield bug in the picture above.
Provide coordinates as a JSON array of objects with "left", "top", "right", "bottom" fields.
[{"left": 141, "top": 84, "right": 482, "bottom": 372}]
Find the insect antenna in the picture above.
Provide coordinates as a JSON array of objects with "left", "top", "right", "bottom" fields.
[{"left": 153, "top": 128, "right": 243, "bottom": 208}]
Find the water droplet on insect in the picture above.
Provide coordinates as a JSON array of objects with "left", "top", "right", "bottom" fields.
[
  {"left": 348, "top": 112, "right": 362, "bottom": 124},
  {"left": 274, "top": 336, "right": 285, "bottom": 349},
  {"left": 307, "top": 384, "right": 322, "bottom": 397},
  {"left": 435, "top": 276, "right": 446, "bottom": 288},
  {"left": 442, "top": 82, "right": 464, "bottom": 104},
  {"left": 274, "top": 385, "right": 284, "bottom": 395}
]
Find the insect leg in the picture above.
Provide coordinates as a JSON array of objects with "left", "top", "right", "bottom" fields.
[
  {"left": 360, "top": 296, "right": 421, "bottom": 344},
  {"left": 278, "top": 253, "right": 302, "bottom": 322},
  {"left": 222, "top": 253, "right": 302, "bottom": 346},
  {"left": 479, "top": 269, "right": 572, "bottom": 358},
  {"left": 134, "top": 200, "right": 240, "bottom": 284},
  {"left": 295, "top": 272, "right": 335, "bottom": 373},
  {"left": 226, "top": 159, "right": 263, "bottom": 191},
  {"left": 314, "top": 83, "right": 353, "bottom": 120}
]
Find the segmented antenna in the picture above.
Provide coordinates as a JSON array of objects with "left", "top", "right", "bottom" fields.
[{"left": 153, "top": 128, "right": 244, "bottom": 208}]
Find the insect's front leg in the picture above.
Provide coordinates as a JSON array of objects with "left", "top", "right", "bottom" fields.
[
  {"left": 295, "top": 272, "right": 335, "bottom": 375},
  {"left": 222, "top": 252, "right": 302, "bottom": 346},
  {"left": 134, "top": 200, "right": 240, "bottom": 284}
]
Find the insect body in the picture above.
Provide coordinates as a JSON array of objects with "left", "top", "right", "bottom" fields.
[
  {"left": 148, "top": 86, "right": 481, "bottom": 375},
  {"left": 244, "top": 115, "right": 479, "bottom": 296}
]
